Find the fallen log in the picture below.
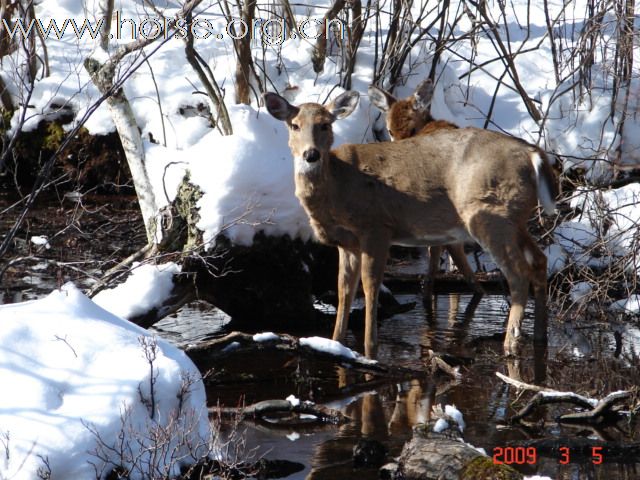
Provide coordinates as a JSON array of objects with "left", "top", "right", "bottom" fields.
[
  {"left": 186, "top": 331, "right": 442, "bottom": 379},
  {"left": 210, "top": 398, "right": 349, "bottom": 426}
]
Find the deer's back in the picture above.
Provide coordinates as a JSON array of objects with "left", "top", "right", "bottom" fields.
[{"left": 331, "top": 127, "right": 541, "bottom": 213}]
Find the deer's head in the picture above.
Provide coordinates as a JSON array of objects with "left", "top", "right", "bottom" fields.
[
  {"left": 368, "top": 78, "right": 437, "bottom": 140},
  {"left": 263, "top": 91, "right": 360, "bottom": 175}
]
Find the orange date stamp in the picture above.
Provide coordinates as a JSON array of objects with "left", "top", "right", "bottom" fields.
[{"left": 492, "top": 446, "right": 604, "bottom": 465}]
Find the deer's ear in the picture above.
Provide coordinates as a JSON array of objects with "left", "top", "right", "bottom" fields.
[
  {"left": 263, "top": 92, "right": 298, "bottom": 121},
  {"left": 413, "top": 78, "right": 435, "bottom": 113},
  {"left": 368, "top": 85, "right": 396, "bottom": 112},
  {"left": 328, "top": 91, "right": 360, "bottom": 120}
]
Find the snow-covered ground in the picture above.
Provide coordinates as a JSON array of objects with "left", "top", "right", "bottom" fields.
[{"left": 0, "top": 284, "right": 211, "bottom": 479}]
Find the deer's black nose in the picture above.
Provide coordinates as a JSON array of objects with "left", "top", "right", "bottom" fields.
[{"left": 303, "top": 148, "right": 320, "bottom": 163}]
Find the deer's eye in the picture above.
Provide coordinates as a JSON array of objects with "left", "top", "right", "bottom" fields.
[
  {"left": 291, "top": 123, "right": 300, "bottom": 131},
  {"left": 320, "top": 123, "right": 330, "bottom": 131}
]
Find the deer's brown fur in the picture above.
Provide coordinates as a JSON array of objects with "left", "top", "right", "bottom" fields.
[{"left": 368, "top": 79, "right": 477, "bottom": 295}]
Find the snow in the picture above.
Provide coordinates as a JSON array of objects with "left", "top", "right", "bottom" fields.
[
  {"left": 286, "top": 432, "right": 300, "bottom": 441},
  {"left": 433, "top": 418, "right": 449, "bottom": 433},
  {"left": 0, "top": 284, "right": 211, "bottom": 480},
  {"left": 286, "top": 395, "right": 300, "bottom": 407},
  {"left": 299, "top": 336, "right": 379, "bottom": 364},
  {"left": 30, "top": 235, "right": 51, "bottom": 249},
  {"left": 540, "top": 391, "right": 598, "bottom": 407},
  {"left": 299, "top": 336, "right": 356, "bottom": 359},
  {"left": 610, "top": 295, "right": 640, "bottom": 314},
  {"left": 252, "top": 331, "right": 280, "bottom": 342},
  {"left": 222, "top": 341, "right": 241, "bottom": 353},
  {"left": 569, "top": 281, "right": 593, "bottom": 303},
  {"left": 93, "top": 262, "right": 181, "bottom": 320},
  {"left": 444, "top": 404, "right": 465, "bottom": 431},
  {"left": 544, "top": 243, "right": 567, "bottom": 276},
  {"left": 188, "top": 105, "right": 316, "bottom": 247}
]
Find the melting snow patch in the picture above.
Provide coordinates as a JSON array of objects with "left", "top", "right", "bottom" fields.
[
  {"left": 298, "top": 336, "right": 378, "bottom": 364},
  {"left": 300, "top": 337, "right": 378, "bottom": 365},
  {"left": 569, "top": 281, "right": 593, "bottom": 303},
  {"left": 253, "top": 331, "right": 280, "bottom": 342},
  {"left": 286, "top": 394, "right": 300, "bottom": 407},
  {"left": 222, "top": 341, "right": 241, "bottom": 353},
  {"left": 445, "top": 404, "right": 465, "bottom": 431},
  {"left": 299, "top": 336, "right": 357, "bottom": 359},
  {"left": 93, "top": 262, "right": 180, "bottom": 319},
  {"left": 541, "top": 390, "right": 598, "bottom": 407},
  {"left": 30, "top": 235, "right": 51, "bottom": 249},
  {"left": 433, "top": 418, "right": 449, "bottom": 433}
]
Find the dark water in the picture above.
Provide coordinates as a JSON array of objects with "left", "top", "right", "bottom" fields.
[
  {"left": 156, "top": 291, "right": 640, "bottom": 480},
  {"left": 3, "top": 193, "right": 638, "bottom": 479}
]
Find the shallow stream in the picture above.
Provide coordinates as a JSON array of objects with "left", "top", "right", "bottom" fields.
[{"left": 156, "top": 289, "right": 640, "bottom": 480}]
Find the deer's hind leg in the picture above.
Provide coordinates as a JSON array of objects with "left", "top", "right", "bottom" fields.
[
  {"left": 466, "top": 213, "right": 545, "bottom": 355},
  {"left": 517, "top": 228, "right": 548, "bottom": 345}
]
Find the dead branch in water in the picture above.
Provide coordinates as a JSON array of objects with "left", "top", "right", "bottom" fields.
[{"left": 497, "top": 372, "right": 637, "bottom": 425}]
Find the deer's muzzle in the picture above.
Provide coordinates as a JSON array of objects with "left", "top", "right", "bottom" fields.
[{"left": 303, "top": 148, "right": 320, "bottom": 163}]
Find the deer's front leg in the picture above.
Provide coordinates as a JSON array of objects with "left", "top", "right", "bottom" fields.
[
  {"left": 333, "top": 246, "right": 361, "bottom": 343},
  {"left": 360, "top": 237, "right": 391, "bottom": 359}
]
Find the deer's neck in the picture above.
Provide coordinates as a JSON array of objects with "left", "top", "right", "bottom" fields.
[{"left": 294, "top": 154, "right": 357, "bottom": 248}]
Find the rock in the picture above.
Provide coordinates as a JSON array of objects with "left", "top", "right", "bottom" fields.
[
  {"left": 353, "top": 438, "right": 388, "bottom": 468},
  {"left": 379, "top": 462, "right": 399, "bottom": 479},
  {"left": 392, "top": 426, "right": 522, "bottom": 480}
]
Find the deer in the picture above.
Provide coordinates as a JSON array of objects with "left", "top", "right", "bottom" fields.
[
  {"left": 263, "top": 89, "right": 558, "bottom": 359},
  {"left": 368, "top": 78, "right": 479, "bottom": 299}
]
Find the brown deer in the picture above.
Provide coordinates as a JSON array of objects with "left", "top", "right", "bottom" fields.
[
  {"left": 368, "top": 78, "right": 457, "bottom": 140},
  {"left": 368, "top": 79, "right": 478, "bottom": 297},
  {"left": 263, "top": 90, "right": 557, "bottom": 358}
]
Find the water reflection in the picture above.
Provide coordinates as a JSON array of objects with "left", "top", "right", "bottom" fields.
[{"left": 212, "top": 291, "right": 640, "bottom": 480}]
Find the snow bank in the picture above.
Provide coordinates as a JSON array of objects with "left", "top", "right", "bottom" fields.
[
  {"left": 188, "top": 105, "right": 314, "bottom": 247},
  {"left": 0, "top": 284, "right": 211, "bottom": 480}
]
